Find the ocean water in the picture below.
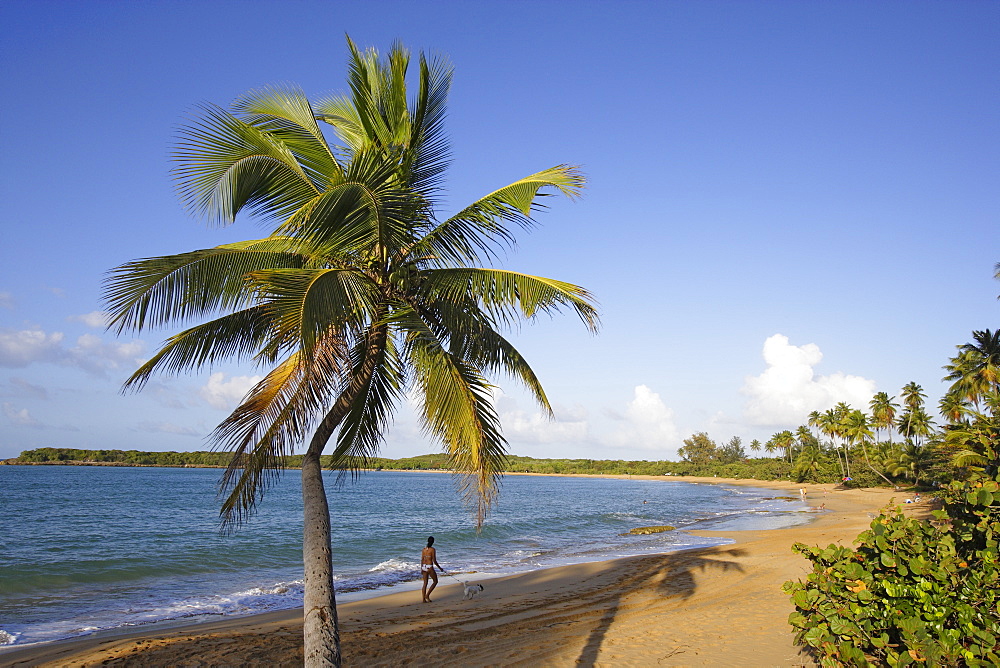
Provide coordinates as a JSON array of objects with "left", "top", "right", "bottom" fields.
[{"left": 0, "top": 466, "right": 812, "bottom": 647}]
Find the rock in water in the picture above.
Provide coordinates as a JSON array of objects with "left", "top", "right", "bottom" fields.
[{"left": 623, "top": 525, "right": 676, "bottom": 535}]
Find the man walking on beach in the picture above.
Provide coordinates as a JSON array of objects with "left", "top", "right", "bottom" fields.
[{"left": 421, "top": 536, "right": 443, "bottom": 603}]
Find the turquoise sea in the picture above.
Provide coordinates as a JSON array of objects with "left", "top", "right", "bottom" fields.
[{"left": 0, "top": 466, "right": 812, "bottom": 648}]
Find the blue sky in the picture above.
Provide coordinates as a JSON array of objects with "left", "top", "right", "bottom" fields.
[{"left": 1, "top": 1, "right": 997, "bottom": 462}]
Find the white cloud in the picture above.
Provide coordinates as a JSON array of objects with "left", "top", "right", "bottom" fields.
[
  {"left": 500, "top": 402, "right": 590, "bottom": 444},
  {"left": 0, "top": 328, "right": 144, "bottom": 376},
  {"left": 199, "top": 372, "right": 262, "bottom": 410},
  {"left": 741, "top": 334, "right": 877, "bottom": 427},
  {"left": 605, "top": 385, "right": 682, "bottom": 454},
  {"left": 70, "top": 334, "right": 145, "bottom": 374},
  {"left": 68, "top": 311, "right": 109, "bottom": 328},
  {"left": 0, "top": 292, "right": 12, "bottom": 309},
  {"left": 0, "top": 329, "right": 65, "bottom": 367},
  {"left": 3, "top": 402, "right": 40, "bottom": 427}
]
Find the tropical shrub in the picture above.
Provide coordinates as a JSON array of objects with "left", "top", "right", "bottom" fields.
[{"left": 784, "top": 472, "right": 1000, "bottom": 666}]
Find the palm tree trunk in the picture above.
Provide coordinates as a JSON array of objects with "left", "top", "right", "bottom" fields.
[
  {"left": 302, "top": 438, "right": 340, "bottom": 667},
  {"left": 830, "top": 436, "right": 845, "bottom": 477},
  {"left": 860, "top": 440, "right": 894, "bottom": 487},
  {"left": 301, "top": 324, "right": 387, "bottom": 668}
]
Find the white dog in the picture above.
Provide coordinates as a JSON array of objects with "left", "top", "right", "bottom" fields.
[{"left": 463, "top": 583, "right": 484, "bottom": 600}]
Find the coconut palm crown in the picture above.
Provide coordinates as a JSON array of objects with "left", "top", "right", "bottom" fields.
[{"left": 103, "top": 39, "right": 599, "bottom": 666}]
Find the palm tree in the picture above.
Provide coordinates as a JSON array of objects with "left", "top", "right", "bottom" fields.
[
  {"left": 898, "top": 382, "right": 927, "bottom": 446},
  {"left": 946, "top": 390, "right": 1000, "bottom": 474},
  {"left": 749, "top": 439, "right": 762, "bottom": 454},
  {"left": 795, "top": 424, "right": 817, "bottom": 449},
  {"left": 792, "top": 445, "right": 824, "bottom": 482},
  {"left": 817, "top": 408, "right": 845, "bottom": 477},
  {"left": 868, "top": 392, "right": 898, "bottom": 444},
  {"left": 806, "top": 410, "right": 823, "bottom": 442},
  {"left": 772, "top": 430, "right": 796, "bottom": 463},
  {"left": 887, "top": 442, "right": 934, "bottom": 487},
  {"left": 104, "top": 40, "right": 598, "bottom": 667},
  {"left": 944, "top": 330, "right": 1000, "bottom": 409},
  {"left": 843, "top": 409, "right": 893, "bottom": 486},
  {"left": 939, "top": 392, "right": 970, "bottom": 425},
  {"left": 833, "top": 402, "right": 853, "bottom": 478},
  {"left": 897, "top": 406, "right": 935, "bottom": 448}
]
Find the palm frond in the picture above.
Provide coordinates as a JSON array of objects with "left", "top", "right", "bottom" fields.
[
  {"left": 314, "top": 94, "right": 366, "bottom": 152},
  {"left": 396, "top": 300, "right": 551, "bottom": 411},
  {"left": 104, "top": 240, "right": 305, "bottom": 334},
  {"left": 122, "top": 305, "right": 276, "bottom": 392},
  {"left": 420, "top": 268, "right": 600, "bottom": 333},
  {"left": 404, "top": 52, "right": 452, "bottom": 197},
  {"left": 215, "top": 339, "right": 348, "bottom": 528},
  {"left": 327, "top": 324, "right": 405, "bottom": 473},
  {"left": 274, "top": 148, "right": 422, "bottom": 256},
  {"left": 415, "top": 166, "right": 585, "bottom": 265},
  {"left": 408, "top": 329, "right": 507, "bottom": 528},
  {"left": 248, "top": 267, "right": 381, "bottom": 356},
  {"left": 231, "top": 84, "right": 340, "bottom": 181},
  {"left": 173, "top": 104, "right": 321, "bottom": 224}
]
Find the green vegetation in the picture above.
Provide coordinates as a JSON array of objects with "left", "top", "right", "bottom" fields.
[
  {"left": 785, "top": 325, "right": 1000, "bottom": 666},
  {"left": 7, "top": 447, "right": 791, "bottom": 478},
  {"left": 785, "top": 471, "right": 1000, "bottom": 666},
  {"left": 12, "top": 448, "right": 233, "bottom": 466}
]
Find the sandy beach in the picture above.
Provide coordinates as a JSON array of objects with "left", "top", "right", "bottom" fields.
[{"left": 0, "top": 476, "right": 927, "bottom": 667}]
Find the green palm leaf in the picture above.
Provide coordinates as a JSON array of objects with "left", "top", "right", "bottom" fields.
[
  {"left": 408, "top": 331, "right": 507, "bottom": 527},
  {"left": 174, "top": 104, "right": 320, "bottom": 224},
  {"left": 216, "top": 342, "right": 347, "bottom": 527},
  {"left": 249, "top": 267, "right": 380, "bottom": 355},
  {"left": 420, "top": 267, "right": 599, "bottom": 332},
  {"left": 123, "top": 306, "right": 276, "bottom": 391},
  {"left": 231, "top": 84, "right": 341, "bottom": 181},
  {"left": 417, "top": 166, "right": 585, "bottom": 265},
  {"left": 104, "top": 240, "right": 305, "bottom": 334}
]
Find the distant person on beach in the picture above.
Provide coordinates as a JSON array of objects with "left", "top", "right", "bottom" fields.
[{"left": 421, "top": 536, "right": 443, "bottom": 603}]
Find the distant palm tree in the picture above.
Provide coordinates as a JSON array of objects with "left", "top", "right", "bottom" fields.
[
  {"left": 749, "top": 439, "right": 762, "bottom": 453},
  {"left": 807, "top": 410, "right": 823, "bottom": 441},
  {"left": 763, "top": 438, "right": 778, "bottom": 457},
  {"left": 843, "top": 409, "right": 893, "bottom": 485},
  {"left": 900, "top": 382, "right": 926, "bottom": 411},
  {"left": 792, "top": 445, "right": 824, "bottom": 482},
  {"left": 897, "top": 407, "right": 935, "bottom": 448},
  {"left": 899, "top": 382, "right": 927, "bottom": 443},
  {"left": 946, "top": 391, "right": 1000, "bottom": 474},
  {"left": 817, "top": 408, "right": 845, "bottom": 477},
  {"left": 886, "top": 442, "right": 933, "bottom": 487},
  {"left": 834, "top": 402, "right": 853, "bottom": 478},
  {"left": 868, "top": 392, "right": 898, "bottom": 444},
  {"left": 772, "top": 430, "right": 796, "bottom": 463},
  {"left": 105, "top": 39, "right": 598, "bottom": 667}
]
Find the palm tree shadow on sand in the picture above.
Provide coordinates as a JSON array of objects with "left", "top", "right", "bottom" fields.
[{"left": 571, "top": 545, "right": 748, "bottom": 667}]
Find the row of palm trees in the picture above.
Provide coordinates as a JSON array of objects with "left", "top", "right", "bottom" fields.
[{"left": 749, "top": 328, "right": 999, "bottom": 486}]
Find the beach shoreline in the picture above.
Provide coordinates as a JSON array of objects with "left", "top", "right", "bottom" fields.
[{"left": 1, "top": 476, "right": 924, "bottom": 667}]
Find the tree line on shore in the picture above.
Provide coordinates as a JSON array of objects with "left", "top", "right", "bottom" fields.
[
  {"left": 8, "top": 447, "right": 790, "bottom": 478},
  {"left": 12, "top": 323, "right": 996, "bottom": 490}
]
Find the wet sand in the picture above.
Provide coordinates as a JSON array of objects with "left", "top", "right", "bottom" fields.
[{"left": 0, "top": 476, "right": 925, "bottom": 667}]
